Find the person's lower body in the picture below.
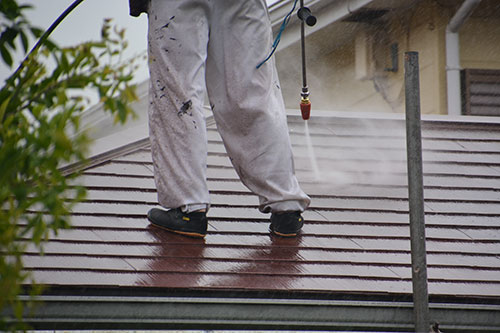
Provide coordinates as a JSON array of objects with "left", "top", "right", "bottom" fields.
[{"left": 146, "top": 0, "right": 310, "bottom": 238}]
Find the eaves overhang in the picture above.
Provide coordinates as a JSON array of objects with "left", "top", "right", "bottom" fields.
[
  {"left": 269, "top": 0, "right": 376, "bottom": 51},
  {"left": 269, "top": 0, "right": 422, "bottom": 53}
]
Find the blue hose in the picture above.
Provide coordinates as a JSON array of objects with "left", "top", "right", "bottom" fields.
[{"left": 256, "top": 0, "right": 299, "bottom": 69}]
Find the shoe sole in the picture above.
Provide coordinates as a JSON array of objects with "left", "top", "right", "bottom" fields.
[
  {"left": 270, "top": 229, "right": 299, "bottom": 237},
  {"left": 149, "top": 220, "right": 206, "bottom": 239}
]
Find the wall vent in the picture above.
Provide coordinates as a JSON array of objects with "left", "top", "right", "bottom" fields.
[{"left": 462, "top": 69, "right": 500, "bottom": 116}]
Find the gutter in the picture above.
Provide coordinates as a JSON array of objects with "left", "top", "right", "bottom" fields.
[
  {"left": 269, "top": 0, "right": 375, "bottom": 50},
  {"left": 446, "top": 0, "right": 482, "bottom": 116},
  {"left": 7, "top": 295, "right": 500, "bottom": 331}
]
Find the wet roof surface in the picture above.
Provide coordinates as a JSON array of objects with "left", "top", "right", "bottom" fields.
[{"left": 24, "top": 115, "right": 500, "bottom": 300}]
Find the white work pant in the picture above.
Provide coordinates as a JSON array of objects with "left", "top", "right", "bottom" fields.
[{"left": 147, "top": 0, "right": 310, "bottom": 213}]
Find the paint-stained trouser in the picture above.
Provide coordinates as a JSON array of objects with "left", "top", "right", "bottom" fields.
[{"left": 147, "top": 0, "right": 310, "bottom": 213}]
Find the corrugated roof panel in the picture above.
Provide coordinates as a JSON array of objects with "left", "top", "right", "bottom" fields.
[
  {"left": 72, "top": 174, "right": 156, "bottom": 189},
  {"left": 23, "top": 255, "right": 135, "bottom": 271},
  {"left": 22, "top": 115, "right": 500, "bottom": 306}
]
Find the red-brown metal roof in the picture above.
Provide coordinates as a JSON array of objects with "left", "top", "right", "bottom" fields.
[{"left": 23, "top": 115, "right": 500, "bottom": 299}]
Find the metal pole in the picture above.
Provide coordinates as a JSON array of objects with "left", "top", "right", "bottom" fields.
[
  {"left": 298, "top": 0, "right": 314, "bottom": 120},
  {"left": 404, "top": 51, "right": 430, "bottom": 332},
  {"left": 300, "top": 0, "right": 307, "bottom": 89}
]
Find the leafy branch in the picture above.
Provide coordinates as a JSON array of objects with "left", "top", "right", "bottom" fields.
[{"left": 0, "top": 1, "right": 140, "bottom": 330}]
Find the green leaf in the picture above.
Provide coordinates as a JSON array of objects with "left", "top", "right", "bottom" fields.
[
  {"left": 18, "top": 4, "right": 34, "bottom": 11},
  {"left": 0, "top": 94, "right": 11, "bottom": 122},
  {"left": 0, "top": 44, "right": 13, "bottom": 67},
  {"left": 1, "top": 27, "right": 18, "bottom": 50},
  {"left": 20, "top": 30, "right": 29, "bottom": 53},
  {"left": 30, "top": 27, "right": 43, "bottom": 38},
  {"left": 60, "top": 52, "right": 69, "bottom": 72},
  {"left": 115, "top": 99, "right": 127, "bottom": 123}
]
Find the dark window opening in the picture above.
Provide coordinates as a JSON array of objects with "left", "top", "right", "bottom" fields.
[{"left": 461, "top": 68, "right": 500, "bottom": 116}]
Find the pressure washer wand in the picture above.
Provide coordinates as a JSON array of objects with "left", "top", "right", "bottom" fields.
[{"left": 297, "top": 0, "right": 316, "bottom": 120}]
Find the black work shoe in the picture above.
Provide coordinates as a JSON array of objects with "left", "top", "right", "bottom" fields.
[
  {"left": 270, "top": 211, "right": 304, "bottom": 237},
  {"left": 147, "top": 207, "right": 207, "bottom": 238}
]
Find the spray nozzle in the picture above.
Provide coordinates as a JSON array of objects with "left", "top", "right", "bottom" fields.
[
  {"left": 300, "top": 98, "right": 311, "bottom": 120},
  {"left": 300, "top": 87, "right": 311, "bottom": 120}
]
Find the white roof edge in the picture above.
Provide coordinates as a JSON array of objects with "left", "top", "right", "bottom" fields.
[
  {"left": 79, "top": 80, "right": 149, "bottom": 127},
  {"left": 286, "top": 108, "right": 500, "bottom": 124},
  {"left": 86, "top": 121, "right": 149, "bottom": 159}
]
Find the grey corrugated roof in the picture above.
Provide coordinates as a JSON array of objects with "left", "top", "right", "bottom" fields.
[{"left": 18, "top": 112, "right": 500, "bottom": 331}]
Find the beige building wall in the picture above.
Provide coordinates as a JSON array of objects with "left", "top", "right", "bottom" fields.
[
  {"left": 461, "top": 17, "right": 500, "bottom": 70},
  {"left": 276, "top": 40, "right": 390, "bottom": 113},
  {"left": 403, "top": 0, "right": 448, "bottom": 115},
  {"left": 276, "top": 0, "right": 500, "bottom": 116}
]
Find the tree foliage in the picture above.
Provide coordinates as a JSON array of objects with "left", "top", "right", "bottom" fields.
[{"left": 0, "top": 0, "right": 139, "bottom": 329}]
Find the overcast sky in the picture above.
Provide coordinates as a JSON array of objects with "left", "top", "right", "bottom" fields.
[
  {"left": 0, "top": 0, "right": 281, "bottom": 84},
  {"left": 0, "top": 0, "right": 149, "bottom": 84}
]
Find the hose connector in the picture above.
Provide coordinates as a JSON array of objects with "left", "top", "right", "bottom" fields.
[
  {"left": 300, "top": 87, "right": 311, "bottom": 120},
  {"left": 297, "top": 6, "right": 317, "bottom": 27}
]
